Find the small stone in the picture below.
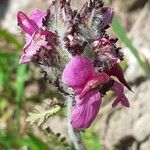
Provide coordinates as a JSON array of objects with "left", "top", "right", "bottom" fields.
[
  {"left": 133, "top": 114, "right": 150, "bottom": 142},
  {"left": 140, "top": 137, "right": 150, "bottom": 150}
]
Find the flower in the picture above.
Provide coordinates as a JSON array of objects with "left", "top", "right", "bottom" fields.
[
  {"left": 17, "top": 10, "right": 57, "bottom": 64},
  {"left": 62, "top": 55, "right": 130, "bottom": 129},
  {"left": 62, "top": 56, "right": 108, "bottom": 129}
]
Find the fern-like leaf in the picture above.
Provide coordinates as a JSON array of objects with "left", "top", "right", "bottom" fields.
[{"left": 26, "top": 105, "right": 60, "bottom": 126}]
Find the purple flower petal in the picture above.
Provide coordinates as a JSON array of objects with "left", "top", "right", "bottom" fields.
[
  {"left": 111, "top": 81, "right": 129, "bottom": 107},
  {"left": 17, "top": 11, "right": 38, "bottom": 36},
  {"left": 19, "top": 31, "right": 49, "bottom": 64},
  {"left": 62, "top": 56, "right": 95, "bottom": 87},
  {"left": 29, "top": 9, "right": 47, "bottom": 28},
  {"left": 72, "top": 90, "right": 101, "bottom": 129},
  {"left": 101, "top": 7, "right": 114, "bottom": 29},
  {"left": 19, "top": 54, "right": 32, "bottom": 64},
  {"left": 106, "top": 64, "right": 132, "bottom": 91},
  {"left": 79, "top": 72, "right": 109, "bottom": 99}
]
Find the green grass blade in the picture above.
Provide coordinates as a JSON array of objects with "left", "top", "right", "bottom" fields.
[
  {"left": 0, "top": 53, "right": 26, "bottom": 103},
  {"left": 20, "top": 134, "right": 49, "bottom": 150},
  {"left": 0, "top": 53, "right": 19, "bottom": 87},
  {"left": 0, "top": 130, "right": 49, "bottom": 150},
  {"left": 0, "top": 52, "right": 18, "bottom": 59},
  {"left": 15, "top": 64, "right": 27, "bottom": 103},
  {"left": 112, "top": 17, "right": 150, "bottom": 78},
  {"left": 0, "top": 130, "right": 12, "bottom": 150},
  {"left": 0, "top": 67, "right": 5, "bottom": 86}
]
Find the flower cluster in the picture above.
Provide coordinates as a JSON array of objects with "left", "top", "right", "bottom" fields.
[{"left": 17, "top": 0, "right": 131, "bottom": 129}]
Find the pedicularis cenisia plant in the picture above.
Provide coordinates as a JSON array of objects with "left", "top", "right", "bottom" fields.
[{"left": 17, "top": 0, "right": 131, "bottom": 148}]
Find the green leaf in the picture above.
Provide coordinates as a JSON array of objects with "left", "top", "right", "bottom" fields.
[
  {"left": 0, "top": 130, "right": 12, "bottom": 149},
  {"left": 26, "top": 105, "right": 60, "bottom": 126},
  {"left": 19, "top": 134, "right": 49, "bottom": 150},
  {"left": 0, "top": 130, "right": 49, "bottom": 150},
  {"left": 0, "top": 29, "right": 22, "bottom": 49},
  {"left": 0, "top": 53, "right": 18, "bottom": 87},
  {"left": 112, "top": 17, "right": 150, "bottom": 78},
  {"left": 15, "top": 64, "right": 27, "bottom": 103}
]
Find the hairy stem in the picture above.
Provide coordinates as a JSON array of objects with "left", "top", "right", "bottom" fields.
[{"left": 66, "top": 96, "right": 86, "bottom": 150}]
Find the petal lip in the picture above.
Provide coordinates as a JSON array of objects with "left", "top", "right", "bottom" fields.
[
  {"left": 111, "top": 81, "right": 130, "bottom": 107},
  {"left": 71, "top": 90, "right": 101, "bottom": 129},
  {"left": 112, "top": 96, "right": 129, "bottom": 108}
]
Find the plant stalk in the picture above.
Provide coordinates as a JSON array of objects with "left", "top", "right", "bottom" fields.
[{"left": 66, "top": 96, "right": 86, "bottom": 150}]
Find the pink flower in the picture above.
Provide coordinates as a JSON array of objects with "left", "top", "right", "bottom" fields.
[
  {"left": 62, "top": 55, "right": 109, "bottom": 129},
  {"left": 17, "top": 10, "right": 57, "bottom": 64},
  {"left": 62, "top": 55, "right": 130, "bottom": 129}
]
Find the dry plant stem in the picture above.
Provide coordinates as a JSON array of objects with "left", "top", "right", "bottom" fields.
[{"left": 66, "top": 96, "right": 86, "bottom": 150}]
